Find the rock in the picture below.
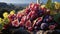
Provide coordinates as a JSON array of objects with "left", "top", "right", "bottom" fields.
[
  {"left": 36, "top": 30, "right": 44, "bottom": 34},
  {"left": 44, "top": 30, "right": 54, "bottom": 34},
  {"left": 13, "top": 27, "right": 31, "bottom": 34}
]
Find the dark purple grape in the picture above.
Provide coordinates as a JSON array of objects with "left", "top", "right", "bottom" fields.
[
  {"left": 43, "top": 15, "right": 53, "bottom": 23},
  {"left": 40, "top": 23, "right": 48, "bottom": 30},
  {"left": 37, "top": 10, "right": 43, "bottom": 17}
]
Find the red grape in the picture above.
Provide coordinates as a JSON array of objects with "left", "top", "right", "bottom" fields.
[
  {"left": 29, "top": 3, "right": 34, "bottom": 10},
  {"left": 19, "top": 16, "right": 27, "bottom": 27},
  {"left": 27, "top": 11, "right": 37, "bottom": 20},
  {"left": 34, "top": 3, "right": 40, "bottom": 10},
  {"left": 46, "top": 9, "right": 50, "bottom": 14},
  {"left": 28, "top": 27, "right": 33, "bottom": 31},
  {"left": 24, "top": 8, "right": 30, "bottom": 15},
  {"left": 12, "top": 19, "right": 19, "bottom": 27},
  {"left": 3, "top": 24, "right": 9, "bottom": 29},
  {"left": 33, "top": 17, "right": 43, "bottom": 26},
  {"left": 49, "top": 25, "right": 56, "bottom": 30},
  {"left": 25, "top": 20, "right": 32, "bottom": 28},
  {"left": 8, "top": 14, "right": 17, "bottom": 22},
  {"left": 17, "top": 12, "right": 24, "bottom": 19}
]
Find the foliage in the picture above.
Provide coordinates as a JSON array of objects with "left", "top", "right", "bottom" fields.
[
  {"left": 54, "top": 2, "right": 60, "bottom": 9},
  {"left": 46, "top": 0, "right": 52, "bottom": 9},
  {"left": 46, "top": 0, "right": 60, "bottom": 10},
  {"left": 53, "top": 13, "right": 60, "bottom": 24}
]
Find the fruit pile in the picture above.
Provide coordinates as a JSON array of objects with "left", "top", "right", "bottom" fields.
[{"left": 3, "top": 3, "right": 57, "bottom": 31}]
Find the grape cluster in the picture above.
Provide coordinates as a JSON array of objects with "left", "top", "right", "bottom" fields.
[{"left": 6, "top": 3, "right": 57, "bottom": 31}]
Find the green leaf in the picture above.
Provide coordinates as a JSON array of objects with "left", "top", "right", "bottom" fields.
[
  {"left": 46, "top": 0, "right": 55, "bottom": 10},
  {"left": 0, "top": 24, "right": 3, "bottom": 30},
  {"left": 53, "top": 13, "right": 60, "bottom": 24},
  {"left": 3, "top": 18, "right": 9, "bottom": 24}
]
